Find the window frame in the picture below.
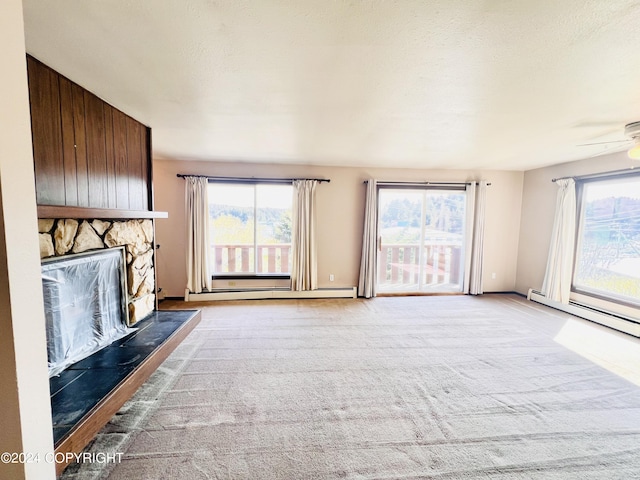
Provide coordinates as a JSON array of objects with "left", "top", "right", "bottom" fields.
[
  {"left": 570, "top": 172, "right": 640, "bottom": 309},
  {"left": 375, "top": 183, "right": 469, "bottom": 294},
  {"left": 208, "top": 179, "right": 293, "bottom": 280}
]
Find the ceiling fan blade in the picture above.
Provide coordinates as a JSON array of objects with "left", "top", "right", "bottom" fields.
[
  {"left": 577, "top": 139, "right": 630, "bottom": 147},
  {"left": 585, "top": 144, "right": 630, "bottom": 158},
  {"left": 572, "top": 120, "right": 624, "bottom": 129}
]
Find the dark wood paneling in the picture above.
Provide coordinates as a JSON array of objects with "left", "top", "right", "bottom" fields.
[
  {"left": 84, "top": 91, "right": 108, "bottom": 208},
  {"left": 140, "top": 126, "right": 149, "bottom": 210},
  {"left": 126, "top": 116, "right": 145, "bottom": 210},
  {"left": 103, "top": 104, "right": 117, "bottom": 208},
  {"left": 147, "top": 128, "right": 155, "bottom": 210},
  {"left": 112, "top": 109, "right": 130, "bottom": 209},
  {"left": 71, "top": 83, "right": 90, "bottom": 207},
  {"left": 27, "top": 57, "right": 65, "bottom": 205},
  {"left": 27, "top": 55, "right": 153, "bottom": 213},
  {"left": 58, "top": 77, "right": 78, "bottom": 205}
]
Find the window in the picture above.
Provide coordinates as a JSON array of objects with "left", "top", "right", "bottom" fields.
[
  {"left": 573, "top": 175, "right": 640, "bottom": 306},
  {"left": 377, "top": 187, "right": 467, "bottom": 293},
  {"left": 208, "top": 183, "right": 293, "bottom": 276}
]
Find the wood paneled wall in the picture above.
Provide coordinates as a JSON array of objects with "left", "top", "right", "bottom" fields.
[{"left": 27, "top": 56, "right": 151, "bottom": 211}]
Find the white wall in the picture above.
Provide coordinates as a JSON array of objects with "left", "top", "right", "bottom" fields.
[
  {"left": 0, "top": 0, "right": 56, "bottom": 478},
  {"left": 154, "top": 158, "right": 524, "bottom": 297},
  {"left": 515, "top": 151, "right": 638, "bottom": 294}
]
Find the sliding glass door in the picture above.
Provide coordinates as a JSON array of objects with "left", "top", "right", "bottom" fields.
[{"left": 377, "top": 188, "right": 466, "bottom": 293}]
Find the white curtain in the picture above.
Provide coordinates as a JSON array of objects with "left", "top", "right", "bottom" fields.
[
  {"left": 462, "top": 182, "right": 476, "bottom": 294},
  {"left": 358, "top": 179, "right": 378, "bottom": 298},
  {"left": 542, "top": 178, "right": 577, "bottom": 304},
  {"left": 291, "top": 179, "right": 318, "bottom": 291},
  {"left": 185, "top": 176, "right": 211, "bottom": 294},
  {"left": 469, "top": 181, "right": 488, "bottom": 295}
]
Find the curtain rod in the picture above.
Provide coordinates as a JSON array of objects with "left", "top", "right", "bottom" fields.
[
  {"left": 363, "top": 180, "right": 491, "bottom": 186},
  {"left": 177, "top": 174, "right": 330, "bottom": 183},
  {"left": 552, "top": 167, "right": 639, "bottom": 183}
]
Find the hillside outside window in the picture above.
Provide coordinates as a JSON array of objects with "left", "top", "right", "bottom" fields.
[{"left": 208, "top": 183, "right": 293, "bottom": 276}]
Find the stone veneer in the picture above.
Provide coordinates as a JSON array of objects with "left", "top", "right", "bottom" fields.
[{"left": 38, "top": 218, "right": 155, "bottom": 324}]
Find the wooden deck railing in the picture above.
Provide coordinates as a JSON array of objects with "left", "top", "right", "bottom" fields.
[
  {"left": 212, "top": 242, "right": 460, "bottom": 282},
  {"left": 212, "top": 244, "right": 291, "bottom": 274},
  {"left": 379, "top": 243, "right": 461, "bottom": 286}
]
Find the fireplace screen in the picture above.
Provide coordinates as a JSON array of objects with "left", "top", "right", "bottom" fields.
[{"left": 42, "top": 248, "right": 134, "bottom": 377}]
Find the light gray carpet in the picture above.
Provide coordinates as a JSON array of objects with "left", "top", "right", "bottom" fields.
[{"left": 70, "top": 295, "right": 640, "bottom": 479}]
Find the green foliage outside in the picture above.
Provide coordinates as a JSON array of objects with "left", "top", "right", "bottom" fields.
[
  {"left": 577, "top": 269, "right": 640, "bottom": 301},
  {"left": 210, "top": 213, "right": 254, "bottom": 244},
  {"left": 380, "top": 194, "right": 465, "bottom": 244},
  {"left": 274, "top": 211, "right": 292, "bottom": 243},
  {"left": 210, "top": 205, "right": 292, "bottom": 245},
  {"left": 209, "top": 203, "right": 292, "bottom": 273}
]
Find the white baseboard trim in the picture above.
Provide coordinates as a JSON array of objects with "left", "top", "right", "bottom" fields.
[
  {"left": 185, "top": 287, "right": 357, "bottom": 302},
  {"left": 528, "top": 289, "right": 640, "bottom": 337}
]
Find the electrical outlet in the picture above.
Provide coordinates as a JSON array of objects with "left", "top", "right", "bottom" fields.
[
  {"left": 329, "top": 274, "right": 335, "bottom": 282},
  {"left": 491, "top": 273, "right": 496, "bottom": 280}
]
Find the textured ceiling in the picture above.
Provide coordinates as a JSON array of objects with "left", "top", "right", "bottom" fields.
[{"left": 21, "top": 0, "right": 640, "bottom": 170}]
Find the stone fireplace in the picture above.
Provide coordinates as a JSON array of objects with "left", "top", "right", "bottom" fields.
[{"left": 38, "top": 218, "right": 156, "bottom": 325}]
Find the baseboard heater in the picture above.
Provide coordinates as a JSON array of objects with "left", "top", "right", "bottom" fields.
[
  {"left": 528, "top": 289, "right": 640, "bottom": 337},
  {"left": 185, "top": 287, "right": 357, "bottom": 302}
]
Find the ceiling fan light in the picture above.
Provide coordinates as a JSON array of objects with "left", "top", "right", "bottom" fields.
[{"left": 628, "top": 143, "right": 640, "bottom": 159}]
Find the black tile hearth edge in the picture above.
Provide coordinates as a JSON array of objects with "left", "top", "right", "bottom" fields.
[{"left": 50, "top": 309, "right": 200, "bottom": 450}]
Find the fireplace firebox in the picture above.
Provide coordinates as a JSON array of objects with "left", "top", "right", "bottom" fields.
[{"left": 41, "top": 247, "right": 134, "bottom": 376}]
